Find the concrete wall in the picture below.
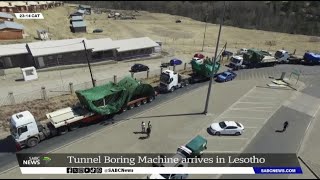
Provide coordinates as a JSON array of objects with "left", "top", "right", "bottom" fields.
[
  {"left": 116, "top": 48, "right": 154, "bottom": 61},
  {"left": 34, "top": 50, "right": 93, "bottom": 69},
  {"left": 0, "top": 29, "right": 23, "bottom": 40}
]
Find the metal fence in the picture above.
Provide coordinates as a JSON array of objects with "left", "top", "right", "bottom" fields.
[{"left": 0, "top": 63, "right": 191, "bottom": 107}]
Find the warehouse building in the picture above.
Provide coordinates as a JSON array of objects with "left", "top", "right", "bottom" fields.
[
  {"left": 0, "top": 37, "right": 160, "bottom": 69},
  {"left": 113, "top": 37, "right": 160, "bottom": 60},
  {"left": 70, "top": 16, "right": 83, "bottom": 24},
  {"left": 0, "top": 12, "right": 14, "bottom": 22},
  {"left": 0, "top": 21, "right": 24, "bottom": 40},
  {"left": 0, "top": 43, "right": 33, "bottom": 69},
  {"left": 71, "top": 21, "right": 86, "bottom": 33},
  {"left": 26, "top": 38, "right": 93, "bottom": 68},
  {"left": 79, "top": 4, "right": 91, "bottom": 15},
  {"left": 86, "top": 38, "right": 119, "bottom": 62}
]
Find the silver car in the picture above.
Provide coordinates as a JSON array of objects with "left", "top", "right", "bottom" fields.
[{"left": 209, "top": 121, "right": 244, "bottom": 136}]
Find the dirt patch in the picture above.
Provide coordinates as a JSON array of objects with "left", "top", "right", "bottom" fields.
[
  {"left": 148, "top": 26, "right": 194, "bottom": 39},
  {"left": 0, "top": 95, "right": 78, "bottom": 132}
]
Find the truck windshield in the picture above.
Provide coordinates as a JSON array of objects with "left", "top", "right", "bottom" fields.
[
  {"left": 231, "top": 58, "right": 240, "bottom": 64},
  {"left": 10, "top": 123, "right": 18, "bottom": 137},
  {"left": 160, "top": 73, "right": 170, "bottom": 83},
  {"left": 275, "top": 51, "right": 283, "bottom": 58}
]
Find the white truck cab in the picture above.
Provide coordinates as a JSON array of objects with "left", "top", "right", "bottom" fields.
[
  {"left": 237, "top": 48, "right": 248, "bottom": 55},
  {"left": 10, "top": 111, "right": 39, "bottom": 147},
  {"left": 159, "top": 70, "right": 189, "bottom": 92},
  {"left": 275, "top": 50, "right": 290, "bottom": 63},
  {"left": 229, "top": 56, "right": 244, "bottom": 69}
]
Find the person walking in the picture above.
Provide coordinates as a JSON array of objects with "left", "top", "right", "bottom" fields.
[
  {"left": 283, "top": 121, "right": 289, "bottom": 132},
  {"left": 141, "top": 121, "right": 146, "bottom": 133}
]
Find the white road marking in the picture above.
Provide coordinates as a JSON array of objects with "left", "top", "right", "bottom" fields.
[
  {"left": 230, "top": 108, "right": 273, "bottom": 112},
  {"left": 219, "top": 116, "right": 265, "bottom": 120},
  {"left": 245, "top": 96, "right": 280, "bottom": 99},
  {"left": 237, "top": 102, "right": 277, "bottom": 105}
]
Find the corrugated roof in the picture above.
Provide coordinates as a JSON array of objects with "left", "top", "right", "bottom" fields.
[
  {"left": 77, "top": 9, "right": 85, "bottom": 14},
  {"left": 79, "top": 4, "right": 91, "bottom": 8},
  {"left": 71, "top": 16, "right": 83, "bottom": 21},
  {"left": 0, "top": 21, "right": 24, "bottom": 30},
  {"left": 86, "top": 38, "right": 119, "bottom": 52},
  {"left": 27, "top": 1, "right": 38, "bottom": 5},
  {"left": 11, "top": 1, "right": 27, "bottom": 6},
  {"left": 113, "top": 37, "right": 159, "bottom": 53},
  {"left": 0, "top": 43, "right": 28, "bottom": 56},
  {"left": 38, "top": 1, "right": 48, "bottom": 5},
  {"left": 0, "top": 12, "right": 14, "bottom": 19},
  {"left": 27, "top": 38, "right": 93, "bottom": 57},
  {"left": 72, "top": 21, "right": 86, "bottom": 27},
  {"left": 0, "top": 2, "right": 10, "bottom": 7}
]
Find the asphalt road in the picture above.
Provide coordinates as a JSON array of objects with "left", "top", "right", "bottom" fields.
[{"left": 0, "top": 80, "right": 210, "bottom": 173}]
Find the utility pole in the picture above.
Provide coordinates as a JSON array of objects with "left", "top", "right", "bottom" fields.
[
  {"left": 82, "top": 40, "right": 95, "bottom": 87},
  {"left": 204, "top": 1, "right": 226, "bottom": 115},
  {"left": 201, "top": 13, "right": 208, "bottom": 52}
]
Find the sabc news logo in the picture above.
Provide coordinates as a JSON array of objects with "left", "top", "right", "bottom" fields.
[{"left": 22, "top": 156, "right": 51, "bottom": 165}]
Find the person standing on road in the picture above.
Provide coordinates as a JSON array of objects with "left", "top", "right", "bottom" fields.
[
  {"left": 148, "top": 121, "right": 152, "bottom": 129},
  {"left": 141, "top": 121, "right": 146, "bottom": 133},
  {"left": 146, "top": 127, "right": 151, "bottom": 138},
  {"left": 283, "top": 121, "right": 289, "bottom": 132}
]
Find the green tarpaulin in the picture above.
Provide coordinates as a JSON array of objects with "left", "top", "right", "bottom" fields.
[
  {"left": 76, "top": 76, "right": 155, "bottom": 115},
  {"left": 191, "top": 57, "right": 220, "bottom": 77},
  {"left": 243, "top": 49, "right": 271, "bottom": 63}
]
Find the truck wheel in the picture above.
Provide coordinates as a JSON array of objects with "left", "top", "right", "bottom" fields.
[
  {"left": 148, "top": 96, "right": 155, "bottom": 102},
  {"left": 128, "top": 104, "right": 134, "bottom": 110},
  {"left": 58, "top": 126, "right": 68, "bottom": 135},
  {"left": 142, "top": 99, "right": 147, "bottom": 105},
  {"left": 69, "top": 123, "right": 80, "bottom": 131},
  {"left": 170, "top": 87, "right": 175, "bottom": 92},
  {"left": 135, "top": 101, "right": 141, "bottom": 107},
  {"left": 27, "top": 138, "right": 39, "bottom": 148}
]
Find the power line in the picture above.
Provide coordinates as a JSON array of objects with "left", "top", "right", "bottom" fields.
[{"left": 0, "top": 41, "right": 85, "bottom": 49}]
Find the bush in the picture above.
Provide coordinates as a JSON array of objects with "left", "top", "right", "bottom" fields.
[{"left": 265, "top": 40, "right": 277, "bottom": 46}]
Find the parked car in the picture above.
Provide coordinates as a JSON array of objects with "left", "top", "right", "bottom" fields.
[
  {"left": 216, "top": 70, "right": 237, "bottom": 82},
  {"left": 93, "top": 29, "right": 103, "bottom": 33},
  {"left": 176, "top": 20, "right": 182, "bottom": 23},
  {"left": 130, "top": 63, "right": 149, "bottom": 72},
  {"left": 170, "top": 58, "right": 183, "bottom": 66},
  {"left": 209, "top": 121, "right": 244, "bottom": 136}
]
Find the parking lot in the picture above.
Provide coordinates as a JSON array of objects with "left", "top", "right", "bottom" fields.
[
  {"left": 190, "top": 86, "right": 294, "bottom": 179},
  {"left": 0, "top": 79, "right": 295, "bottom": 179}
]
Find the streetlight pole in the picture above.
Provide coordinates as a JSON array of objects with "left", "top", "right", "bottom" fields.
[
  {"left": 82, "top": 40, "right": 95, "bottom": 87},
  {"left": 203, "top": 1, "right": 226, "bottom": 115},
  {"left": 201, "top": 13, "right": 208, "bottom": 52}
]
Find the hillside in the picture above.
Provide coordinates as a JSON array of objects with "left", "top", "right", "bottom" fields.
[
  {"left": 70, "top": 1, "right": 320, "bottom": 36},
  {"left": 0, "top": 4, "right": 318, "bottom": 56}
]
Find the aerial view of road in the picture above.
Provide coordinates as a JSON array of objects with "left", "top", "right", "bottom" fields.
[{"left": 0, "top": 1, "right": 320, "bottom": 179}]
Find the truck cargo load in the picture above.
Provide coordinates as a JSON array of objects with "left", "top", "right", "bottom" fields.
[
  {"left": 190, "top": 57, "right": 220, "bottom": 78},
  {"left": 76, "top": 76, "right": 155, "bottom": 115}
]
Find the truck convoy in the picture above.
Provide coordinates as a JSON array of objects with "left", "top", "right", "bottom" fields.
[
  {"left": 229, "top": 49, "right": 277, "bottom": 70},
  {"left": 148, "top": 135, "right": 207, "bottom": 179},
  {"left": 10, "top": 77, "right": 158, "bottom": 149}
]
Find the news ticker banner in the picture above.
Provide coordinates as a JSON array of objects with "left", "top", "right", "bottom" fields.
[{"left": 16, "top": 153, "right": 303, "bottom": 174}]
